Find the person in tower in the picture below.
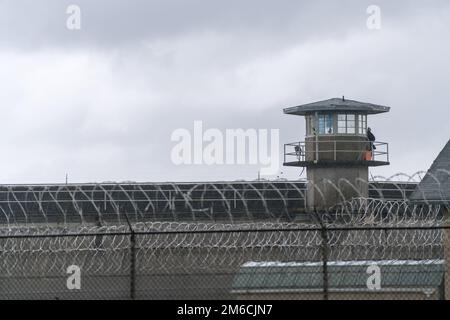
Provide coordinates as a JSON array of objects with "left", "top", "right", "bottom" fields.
[{"left": 367, "top": 127, "right": 376, "bottom": 157}]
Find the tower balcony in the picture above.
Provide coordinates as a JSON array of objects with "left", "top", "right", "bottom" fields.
[{"left": 283, "top": 138, "right": 389, "bottom": 167}]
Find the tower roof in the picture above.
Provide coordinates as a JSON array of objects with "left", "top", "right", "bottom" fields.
[
  {"left": 284, "top": 98, "right": 390, "bottom": 115},
  {"left": 409, "top": 140, "right": 450, "bottom": 203}
]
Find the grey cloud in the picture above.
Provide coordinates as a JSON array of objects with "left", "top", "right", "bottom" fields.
[
  {"left": 1, "top": 0, "right": 446, "bottom": 50},
  {"left": 0, "top": 0, "right": 449, "bottom": 183}
]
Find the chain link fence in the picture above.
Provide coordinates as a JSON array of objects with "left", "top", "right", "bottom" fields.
[{"left": 0, "top": 201, "right": 449, "bottom": 300}]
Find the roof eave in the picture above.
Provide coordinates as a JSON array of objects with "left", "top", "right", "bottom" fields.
[{"left": 283, "top": 105, "right": 390, "bottom": 116}]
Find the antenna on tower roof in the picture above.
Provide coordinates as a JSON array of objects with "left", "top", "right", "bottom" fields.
[{"left": 342, "top": 95, "right": 345, "bottom": 101}]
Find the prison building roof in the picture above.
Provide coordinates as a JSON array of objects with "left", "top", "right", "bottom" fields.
[
  {"left": 409, "top": 139, "right": 450, "bottom": 203},
  {"left": 232, "top": 260, "right": 444, "bottom": 293},
  {"left": 0, "top": 181, "right": 417, "bottom": 224},
  {"left": 284, "top": 98, "right": 390, "bottom": 116}
]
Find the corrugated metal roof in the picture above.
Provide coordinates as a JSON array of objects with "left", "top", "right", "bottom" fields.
[
  {"left": 284, "top": 98, "right": 390, "bottom": 116},
  {"left": 409, "top": 140, "right": 450, "bottom": 203},
  {"left": 232, "top": 260, "right": 444, "bottom": 291}
]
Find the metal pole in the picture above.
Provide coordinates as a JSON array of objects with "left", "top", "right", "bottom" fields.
[
  {"left": 315, "top": 112, "right": 319, "bottom": 161},
  {"left": 124, "top": 214, "right": 136, "bottom": 300},
  {"left": 387, "top": 143, "right": 389, "bottom": 162},
  {"left": 321, "top": 224, "right": 329, "bottom": 300},
  {"left": 334, "top": 140, "right": 336, "bottom": 161},
  {"left": 130, "top": 231, "right": 136, "bottom": 300}
]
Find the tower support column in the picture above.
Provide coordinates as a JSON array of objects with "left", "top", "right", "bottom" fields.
[{"left": 306, "top": 166, "right": 368, "bottom": 211}]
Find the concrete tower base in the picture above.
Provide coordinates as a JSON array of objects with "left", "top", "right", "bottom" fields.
[{"left": 306, "top": 166, "right": 368, "bottom": 211}]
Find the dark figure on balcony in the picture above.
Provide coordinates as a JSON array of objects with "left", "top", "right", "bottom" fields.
[
  {"left": 295, "top": 145, "right": 303, "bottom": 160},
  {"left": 367, "top": 127, "right": 376, "bottom": 151}
]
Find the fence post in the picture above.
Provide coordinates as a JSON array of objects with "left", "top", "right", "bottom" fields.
[
  {"left": 124, "top": 214, "right": 136, "bottom": 300},
  {"left": 334, "top": 140, "right": 336, "bottom": 161},
  {"left": 387, "top": 143, "right": 389, "bottom": 162},
  {"left": 321, "top": 224, "right": 329, "bottom": 300}
]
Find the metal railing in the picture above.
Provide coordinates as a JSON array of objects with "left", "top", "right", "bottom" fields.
[{"left": 284, "top": 140, "right": 389, "bottom": 164}]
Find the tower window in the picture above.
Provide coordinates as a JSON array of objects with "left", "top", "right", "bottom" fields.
[
  {"left": 358, "top": 114, "right": 367, "bottom": 134},
  {"left": 338, "top": 114, "right": 356, "bottom": 134},
  {"left": 318, "top": 114, "right": 333, "bottom": 134}
]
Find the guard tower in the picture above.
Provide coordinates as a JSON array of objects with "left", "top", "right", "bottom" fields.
[{"left": 283, "top": 97, "right": 390, "bottom": 211}]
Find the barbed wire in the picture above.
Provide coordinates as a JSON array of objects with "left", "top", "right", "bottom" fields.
[
  {"left": 370, "top": 171, "right": 427, "bottom": 182},
  {"left": 0, "top": 215, "right": 445, "bottom": 275},
  {"left": 327, "top": 198, "right": 445, "bottom": 226},
  {"left": 0, "top": 170, "right": 447, "bottom": 276},
  {"left": 0, "top": 170, "right": 447, "bottom": 225}
]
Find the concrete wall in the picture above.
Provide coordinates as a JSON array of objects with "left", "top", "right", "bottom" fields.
[
  {"left": 306, "top": 166, "right": 368, "bottom": 210},
  {"left": 305, "top": 135, "right": 369, "bottom": 162},
  {"left": 303, "top": 135, "right": 370, "bottom": 210}
]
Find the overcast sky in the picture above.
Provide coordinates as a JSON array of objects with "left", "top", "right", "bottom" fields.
[{"left": 0, "top": 0, "right": 449, "bottom": 183}]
